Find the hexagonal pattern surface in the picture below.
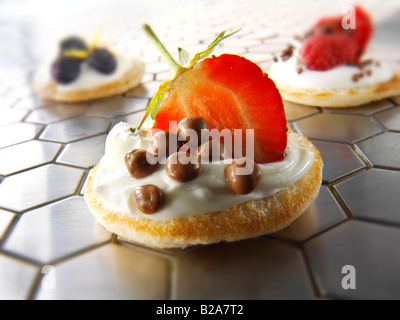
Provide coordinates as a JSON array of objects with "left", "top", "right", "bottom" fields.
[
  {"left": 173, "top": 238, "right": 315, "bottom": 299},
  {"left": 0, "top": 209, "right": 15, "bottom": 239},
  {"left": 373, "top": 106, "right": 400, "bottom": 131},
  {"left": 284, "top": 100, "right": 320, "bottom": 122},
  {"left": 0, "top": 140, "right": 61, "bottom": 176},
  {"left": 305, "top": 220, "right": 400, "bottom": 299},
  {"left": 86, "top": 96, "right": 148, "bottom": 118},
  {"left": 0, "top": 108, "right": 28, "bottom": 126},
  {"left": 56, "top": 134, "right": 107, "bottom": 169},
  {"left": 35, "top": 243, "right": 169, "bottom": 300},
  {"left": 25, "top": 102, "right": 88, "bottom": 124},
  {"left": 293, "top": 113, "right": 382, "bottom": 144},
  {"left": 12, "top": 95, "right": 54, "bottom": 110},
  {"left": 39, "top": 115, "right": 110, "bottom": 143},
  {"left": 0, "top": 164, "right": 85, "bottom": 212},
  {"left": 1, "top": 0, "right": 400, "bottom": 301},
  {"left": 311, "top": 140, "right": 366, "bottom": 183},
  {"left": 272, "top": 186, "right": 347, "bottom": 242},
  {"left": 0, "top": 254, "right": 38, "bottom": 300},
  {"left": 356, "top": 132, "right": 400, "bottom": 169},
  {"left": 4, "top": 196, "right": 111, "bottom": 264},
  {"left": 335, "top": 169, "right": 400, "bottom": 225},
  {"left": 323, "top": 99, "right": 394, "bottom": 116},
  {"left": 0, "top": 122, "right": 43, "bottom": 149}
]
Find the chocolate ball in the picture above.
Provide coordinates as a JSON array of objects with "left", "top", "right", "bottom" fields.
[
  {"left": 225, "top": 158, "right": 262, "bottom": 194},
  {"left": 151, "top": 131, "right": 183, "bottom": 159},
  {"left": 133, "top": 184, "right": 164, "bottom": 214},
  {"left": 124, "top": 149, "right": 159, "bottom": 179},
  {"left": 177, "top": 116, "right": 210, "bottom": 147},
  {"left": 198, "top": 140, "right": 225, "bottom": 163},
  {"left": 166, "top": 152, "right": 201, "bottom": 182}
]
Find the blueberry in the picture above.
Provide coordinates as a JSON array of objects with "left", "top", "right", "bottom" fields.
[
  {"left": 87, "top": 49, "right": 117, "bottom": 74},
  {"left": 60, "top": 36, "right": 88, "bottom": 52},
  {"left": 51, "top": 57, "right": 81, "bottom": 84}
]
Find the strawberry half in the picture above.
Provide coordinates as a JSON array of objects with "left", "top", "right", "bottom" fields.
[
  {"left": 138, "top": 25, "right": 287, "bottom": 164},
  {"left": 155, "top": 54, "right": 287, "bottom": 163}
]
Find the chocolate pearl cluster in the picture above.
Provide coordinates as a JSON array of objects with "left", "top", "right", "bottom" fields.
[{"left": 124, "top": 116, "right": 263, "bottom": 214}]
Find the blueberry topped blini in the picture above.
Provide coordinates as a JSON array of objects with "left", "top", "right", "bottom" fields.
[{"left": 33, "top": 34, "right": 145, "bottom": 102}]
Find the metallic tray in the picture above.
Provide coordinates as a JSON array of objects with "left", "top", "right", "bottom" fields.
[{"left": 0, "top": 0, "right": 399, "bottom": 299}]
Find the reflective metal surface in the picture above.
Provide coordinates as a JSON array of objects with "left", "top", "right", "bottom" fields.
[
  {"left": 373, "top": 106, "right": 400, "bottom": 131},
  {"left": 0, "top": 0, "right": 399, "bottom": 300},
  {"left": 4, "top": 196, "right": 111, "bottom": 264},
  {"left": 335, "top": 169, "right": 400, "bottom": 225},
  {"left": 311, "top": 140, "right": 366, "bottom": 183},
  {"left": 272, "top": 186, "right": 347, "bottom": 242},
  {"left": 294, "top": 113, "right": 383, "bottom": 144},
  {"left": 305, "top": 220, "right": 400, "bottom": 299},
  {"left": 356, "top": 132, "right": 400, "bottom": 169},
  {"left": 36, "top": 243, "right": 169, "bottom": 300},
  {"left": 172, "top": 238, "right": 315, "bottom": 300},
  {"left": 0, "top": 140, "right": 61, "bottom": 175}
]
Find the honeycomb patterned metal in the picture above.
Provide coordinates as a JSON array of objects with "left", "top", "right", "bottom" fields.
[{"left": 0, "top": 0, "right": 400, "bottom": 300}]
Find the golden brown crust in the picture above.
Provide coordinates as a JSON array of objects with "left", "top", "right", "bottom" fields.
[
  {"left": 84, "top": 132, "right": 323, "bottom": 248},
  {"left": 276, "top": 72, "right": 400, "bottom": 107},
  {"left": 33, "top": 59, "right": 145, "bottom": 102}
]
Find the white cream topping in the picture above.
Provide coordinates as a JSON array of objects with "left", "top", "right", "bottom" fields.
[
  {"left": 268, "top": 48, "right": 394, "bottom": 90},
  {"left": 91, "top": 122, "right": 315, "bottom": 221},
  {"left": 34, "top": 53, "right": 143, "bottom": 91}
]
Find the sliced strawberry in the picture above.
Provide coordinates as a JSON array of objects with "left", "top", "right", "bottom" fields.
[{"left": 154, "top": 54, "right": 287, "bottom": 163}]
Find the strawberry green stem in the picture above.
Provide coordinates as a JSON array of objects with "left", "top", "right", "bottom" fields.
[{"left": 142, "top": 24, "right": 181, "bottom": 76}]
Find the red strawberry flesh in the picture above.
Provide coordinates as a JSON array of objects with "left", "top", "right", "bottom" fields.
[{"left": 154, "top": 54, "right": 287, "bottom": 164}]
